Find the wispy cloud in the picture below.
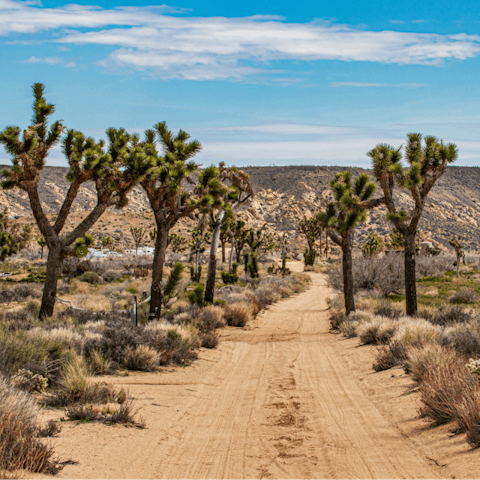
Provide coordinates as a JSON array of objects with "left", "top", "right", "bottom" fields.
[
  {"left": 24, "top": 55, "right": 62, "bottom": 64},
  {"left": 331, "top": 82, "right": 426, "bottom": 87},
  {"left": 3, "top": 0, "right": 480, "bottom": 80}
]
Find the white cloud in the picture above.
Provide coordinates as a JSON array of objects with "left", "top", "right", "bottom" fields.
[
  {"left": 200, "top": 123, "right": 358, "bottom": 135},
  {"left": 24, "top": 55, "right": 62, "bottom": 64},
  {"left": 331, "top": 82, "right": 426, "bottom": 87},
  {"left": 2, "top": 0, "right": 480, "bottom": 80},
  {"left": 64, "top": 61, "right": 76, "bottom": 68}
]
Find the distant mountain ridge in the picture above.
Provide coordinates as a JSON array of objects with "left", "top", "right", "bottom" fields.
[{"left": 1, "top": 165, "right": 479, "bottom": 250}]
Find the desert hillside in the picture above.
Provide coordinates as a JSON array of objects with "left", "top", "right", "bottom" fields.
[{"left": 1, "top": 165, "right": 479, "bottom": 250}]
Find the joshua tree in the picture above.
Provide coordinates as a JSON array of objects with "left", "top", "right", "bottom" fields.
[
  {"left": 219, "top": 216, "right": 234, "bottom": 264},
  {"left": 368, "top": 134, "right": 458, "bottom": 315},
  {"left": 233, "top": 219, "right": 248, "bottom": 263},
  {"left": 126, "top": 123, "right": 208, "bottom": 316},
  {"left": 0, "top": 84, "right": 137, "bottom": 319},
  {"left": 449, "top": 235, "right": 464, "bottom": 278},
  {"left": 37, "top": 236, "right": 46, "bottom": 259},
  {"left": 189, "top": 222, "right": 211, "bottom": 282},
  {"left": 203, "top": 164, "right": 253, "bottom": 304},
  {"left": 130, "top": 227, "right": 146, "bottom": 256},
  {"left": 318, "top": 171, "right": 383, "bottom": 315},
  {"left": 168, "top": 232, "right": 188, "bottom": 253},
  {"left": 362, "top": 231, "right": 384, "bottom": 257},
  {"left": 101, "top": 235, "right": 115, "bottom": 251},
  {"left": 299, "top": 216, "right": 322, "bottom": 266}
]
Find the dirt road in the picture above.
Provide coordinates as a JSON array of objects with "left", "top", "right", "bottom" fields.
[{"left": 55, "top": 268, "right": 446, "bottom": 479}]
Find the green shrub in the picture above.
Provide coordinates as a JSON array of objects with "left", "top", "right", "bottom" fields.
[
  {"left": 221, "top": 263, "right": 239, "bottom": 284},
  {"left": 187, "top": 284, "right": 206, "bottom": 307},
  {"left": 78, "top": 271, "right": 102, "bottom": 284}
]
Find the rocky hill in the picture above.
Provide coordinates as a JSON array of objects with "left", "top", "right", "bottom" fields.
[{"left": 1, "top": 165, "right": 479, "bottom": 251}]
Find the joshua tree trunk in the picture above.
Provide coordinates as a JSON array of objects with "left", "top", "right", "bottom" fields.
[
  {"left": 404, "top": 232, "right": 417, "bottom": 316},
  {"left": 456, "top": 253, "right": 461, "bottom": 278},
  {"left": 150, "top": 227, "right": 169, "bottom": 317},
  {"left": 221, "top": 240, "right": 226, "bottom": 263},
  {"left": 205, "top": 214, "right": 224, "bottom": 304},
  {"left": 39, "top": 245, "right": 62, "bottom": 320},
  {"left": 228, "top": 242, "right": 235, "bottom": 273},
  {"left": 342, "top": 234, "right": 355, "bottom": 316}
]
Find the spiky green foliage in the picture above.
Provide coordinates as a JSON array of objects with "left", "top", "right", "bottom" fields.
[
  {"left": 0, "top": 232, "right": 18, "bottom": 262},
  {"left": 164, "top": 261, "right": 185, "bottom": 302},
  {"left": 187, "top": 284, "right": 206, "bottom": 307},
  {"left": 73, "top": 233, "right": 95, "bottom": 258},
  {"left": 167, "top": 233, "right": 187, "bottom": 253},
  {"left": 362, "top": 231, "right": 384, "bottom": 257},
  {"left": 221, "top": 263, "right": 239, "bottom": 284},
  {"left": 304, "top": 248, "right": 317, "bottom": 266},
  {"left": 299, "top": 216, "right": 322, "bottom": 256},
  {"left": 189, "top": 265, "right": 202, "bottom": 283},
  {"left": 130, "top": 227, "right": 146, "bottom": 255},
  {"left": 318, "top": 172, "right": 380, "bottom": 238},
  {"left": 368, "top": 134, "right": 458, "bottom": 231},
  {"left": 247, "top": 252, "right": 259, "bottom": 278},
  {"left": 101, "top": 235, "right": 115, "bottom": 251}
]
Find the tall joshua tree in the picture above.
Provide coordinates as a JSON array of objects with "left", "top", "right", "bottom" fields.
[
  {"left": 0, "top": 84, "right": 136, "bottom": 319},
  {"left": 368, "top": 134, "right": 458, "bottom": 315},
  {"left": 318, "top": 171, "right": 383, "bottom": 315},
  {"left": 127, "top": 123, "right": 206, "bottom": 317},
  {"left": 203, "top": 163, "right": 253, "bottom": 304}
]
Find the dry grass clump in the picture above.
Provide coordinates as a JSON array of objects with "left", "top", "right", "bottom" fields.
[
  {"left": 449, "top": 288, "right": 478, "bottom": 305},
  {"left": 196, "top": 305, "right": 225, "bottom": 331},
  {"left": 427, "top": 306, "right": 475, "bottom": 326},
  {"left": 223, "top": 303, "right": 252, "bottom": 327},
  {"left": 441, "top": 321, "right": 480, "bottom": 357},
  {"left": 254, "top": 285, "right": 279, "bottom": 306},
  {"left": 391, "top": 318, "right": 442, "bottom": 349},
  {"left": 374, "top": 301, "right": 402, "bottom": 319},
  {"left": 0, "top": 285, "right": 42, "bottom": 303},
  {"left": 0, "top": 376, "right": 62, "bottom": 475},
  {"left": 417, "top": 350, "right": 475, "bottom": 425},
  {"left": 199, "top": 331, "right": 219, "bottom": 349},
  {"left": 337, "top": 310, "right": 370, "bottom": 338},
  {"left": 65, "top": 398, "right": 144, "bottom": 428},
  {"left": 26, "top": 326, "right": 84, "bottom": 351},
  {"left": 88, "top": 349, "right": 111, "bottom": 375},
  {"left": 125, "top": 345, "right": 159, "bottom": 372},
  {"left": 357, "top": 316, "right": 397, "bottom": 345}
]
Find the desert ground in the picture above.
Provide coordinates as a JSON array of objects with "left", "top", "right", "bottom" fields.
[{"left": 34, "top": 263, "right": 479, "bottom": 480}]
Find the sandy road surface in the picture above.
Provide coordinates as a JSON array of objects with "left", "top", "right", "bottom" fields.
[{"left": 54, "top": 267, "right": 446, "bottom": 479}]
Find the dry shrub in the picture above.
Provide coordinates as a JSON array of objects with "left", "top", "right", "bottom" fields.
[
  {"left": 199, "top": 331, "right": 219, "bottom": 349},
  {"left": 223, "top": 303, "right": 251, "bottom": 327},
  {"left": 197, "top": 306, "right": 225, "bottom": 331},
  {"left": 456, "top": 392, "right": 480, "bottom": 447},
  {"left": 339, "top": 320, "right": 358, "bottom": 338},
  {"left": 329, "top": 310, "right": 346, "bottom": 330},
  {"left": 88, "top": 349, "right": 111, "bottom": 375},
  {"left": 429, "top": 306, "right": 474, "bottom": 326},
  {"left": 357, "top": 316, "right": 397, "bottom": 345},
  {"left": 374, "top": 301, "right": 402, "bottom": 319},
  {"left": 125, "top": 345, "right": 159, "bottom": 372},
  {"left": 0, "top": 376, "right": 62, "bottom": 474},
  {"left": 418, "top": 352, "right": 477, "bottom": 425},
  {"left": 449, "top": 288, "right": 478, "bottom": 305},
  {"left": 441, "top": 321, "right": 480, "bottom": 357},
  {"left": 51, "top": 355, "right": 119, "bottom": 406},
  {"left": 254, "top": 285, "right": 279, "bottom": 306},
  {"left": 405, "top": 344, "right": 455, "bottom": 384},
  {"left": 391, "top": 318, "right": 442, "bottom": 349},
  {"left": 244, "top": 291, "right": 263, "bottom": 316},
  {"left": 373, "top": 345, "right": 403, "bottom": 372},
  {"left": 65, "top": 398, "right": 144, "bottom": 427}
]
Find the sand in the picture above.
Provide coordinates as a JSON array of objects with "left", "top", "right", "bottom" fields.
[{"left": 43, "top": 265, "right": 479, "bottom": 479}]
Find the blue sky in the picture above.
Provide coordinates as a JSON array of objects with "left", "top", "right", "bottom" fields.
[{"left": 1, "top": 0, "right": 480, "bottom": 167}]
